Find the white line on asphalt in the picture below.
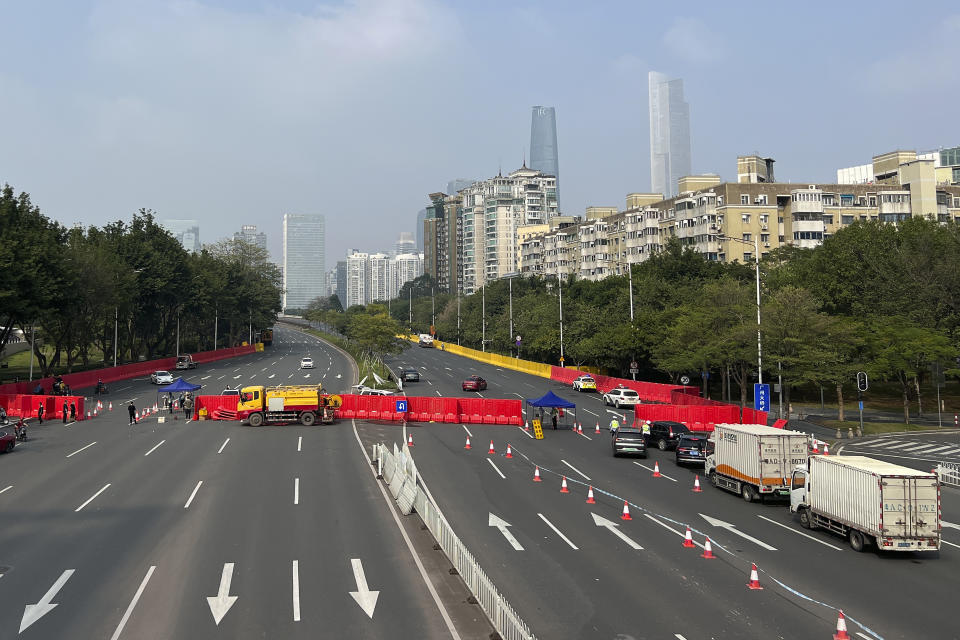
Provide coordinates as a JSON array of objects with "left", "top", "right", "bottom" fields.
[
  {"left": 66, "top": 442, "right": 97, "bottom": 458},
  {"left": 561, "top": 459, "right": 591, "bottom": 481},
  {"left": 435, "top": 390, "right": 441, "bottom": 396},
  {"left": 217, "top": 438, "right": 230, "bottom": 454},
  {"left": 110, "top": 565, "right": 156, "bottom": 640},
  {"left": 856, "top": 633, "right": 872, "bottom": 640},
  {"left": 838, "top": 449, "right": 957, "bottom": 464},
  {"left": 883, "top": 442, "right": 921, "bottom": 450},
  {"left": 477, "top": 392, "right": 485, "bottom": 398},
  {"left": 294, "top": 478, "right": 300, "bottom": 504},
  {"left": 0, "top": 485, "right": 12, "bottom": 494},
  {"left": 632, "top": 461, "right": 677, "bottom": 481},
  {"left": 184, "top": 481, "right": 203, "bottom": 509},
  {"left": 462, "top": 425, "right": 473, "bottom": 437},
  {"left": 581, "top": 408, "right": 599, "bottom": 417},
  {"left": 538, "top": 513, "right": 578, "bottom": 549},
  {"left": 516, "top": 425, "right": 534, "bottom": 439},
  {"left": 924, "top": 445, "right": 959, "bottom": 454},
  {"left": 756, "top": 515, "right": 842, "bottom": 550},
  {"left": 292, "top": 560, "right": 301, "bottom": 622},
  {"left": 606, "top": 409, "right": 622, "bottom": 416},
  {"left": 200, "top": 375, "right": 211, "bottom": 380},
  {"left": 940, "top": 539, "right": 960, "bottom": 549},
  {"left": 486, "top": 458, "right": 506, "bottom": 479},
  {"left": 297, "top": 436, "right": 302, "bottom": 452},
  {"left": 144, "top": 440, "right": 166, "bottom": 456},
  {"left": 576, "top": 430, "right": 593, "bottom": 440},
  {"left": 289, "top": 373, "right": 294, "bottom": 379},
  {"left": 217, "top": 375, "right": 225, "bottom": 380},
  {"left": 642, "top": 513, "right": 704, "bottom": 550},
  {"left": 76, "top": 484, "right": 111, "bottom": 512},
  {"left": 675, "top": 635, "right": 688, "bottom": 640}
]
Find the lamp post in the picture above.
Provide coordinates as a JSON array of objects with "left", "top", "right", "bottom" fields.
[
  {"left": 214, "top": 305, "right": 218, "bottom": 351},
  {"left": 456, "top": 292, "right": 461, "bottom": 346},
  {"left": 509, "top": 277, "right": 514, "bottom": 357},
  {"left": 557, "top": 273, "right": 565, "bottom": 367},
  {"left": 176, "top": 311, "right": 180, "bottom": 358},
  {"left": 481, "top": 285, "right": 486, "bottom": 353},
  {"left": 113, "top": 307, "right": 118, "bottom": 368},
  {"left": 714, "top": 230, "right": 763, "bottom": 384}
]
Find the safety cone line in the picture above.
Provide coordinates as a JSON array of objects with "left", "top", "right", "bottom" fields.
[
  {"left": 652, "top": 461, "right": 661, "bottom": 477},
  {"left": 488, "top": 440, "right": 496, "bottom": 455},
  {"left": 505, "top": 444, "right": 513, "bottom": 458},
  {"left": 464, "top": 437, "right": 471, "bottom": 450},
  {"left": 682, "top": 526, "right": 695, "bottom": 548},
  {"left": 746, "top": 563, "right": 763, "bottom": 590},
  {"left": 702, "top": 536, "right": 716, "bottom": 559}
]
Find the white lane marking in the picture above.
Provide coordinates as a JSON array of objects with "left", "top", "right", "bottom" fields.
[
  {"left": 511, "top": 392, "right": 524, "bottom": 399},
  {"left": 261, "top": 367, "right": 268, "bottom": 372},
  {"left": 924, "top": 445, "right": 959, "bottom": 454},
  {"left": 233, "top": 368, "right": 240, "bottom": 372},
  {"left": 538, "top": 513, "right": 578, "bottom": 549},
  {"left": 462, "top": 425, "right": 473, "bottom": 437},
  {"left": 184, "top": 481, "right": 203, "bottom": 508},
  {"left": 67, "top": 441, "right": 97, "bottom": 458},
  {"left": 489, "top": 513, "right": 524, "bottom": 550},
  {"left": 427, "top": 380, "right": 433, "bottom": 385},
  {"left": 900, "top": 443, "right": 944, "bottom": 452},
  {"left": 217, "top": 438, "right": 230, "bottom": 454},
  {"left": 217, "top": 375, "right": 225, "bottom": 380},
  {"left": 643, "top": 513, "right": 704, "bottom": 550},
  {"left": 516, "top": 425, "right": 534, "bottom": 439},
  {"left": 294, "top": 478, "right": 300, "bottom": 504},
  {"left": 943, "top": 521, "right": 960, "bottom": 531},
  {"left": 0, "top": 485, "right": 12, "bottom": 495},
  {"left": 856, "top": 633, "right": 872, "bottom": 640},
  {"left": 486, "top": 458, "right": 506, "bottom": 479},
  {"left": 110, "top": 565, "right": 156, "bottom": 640},
  {"left": 561, "top": 459, "right": 591, "bottom": 481},
  {"left": 268, "top": 374, "right": 275, "bottom": 379},
  {"left": 592, "top": 512, "right": 643, "bottom": 549},
  {"left": 581, "top": 408, "right": 599, "bottom": 417},
  {"left": 700, "top": 513, "right": 778, "bottom": 551},
  {"left": 576, "top": 430, "right": 592, "bottom": 440},
  {"left": 289, "top": 374, "right": 294, "bottom": 379},
  {"left": 200, "top": 375, "right": 211, "bottom": 380},
  {"left": 632, "top": 461, "right": 677, "bottom": 481},
  {"left": 292, "top": 560, "right": 301, "bottom": 622},
  {"left": 675, "top": 635, "right": 688, "bottom": 640},
  {"left": 756, "top": 515, "right": 842, "bottom": 551},
  {"left": 348, "top": 558, "right": 380, "bottom": 618},
  {"left": 19, "top": 569, "right": 75, "bottom": 633},
  {"left": 435, "top": 390, "right": 441, "bottom": 396},
  {"left": 76, "top": 484, "right": 111, "bottom": 512},
  {"left": 839, "top": 449, "right": 957, "bottom": 464},
  {"left": 883, "top": 442, "right": 922, "bottom": 450},
  {"left": 144, "top": 440, "right": 166, "bottom": 456},
  {"left": 64, "top": 421, "right": 77, "bottom": 427},
  {"left": 297, "top": 436, "right": 302, "bottom": 452},
  {"left": 939, "top": 539, "right": 960, "bottom": 549},
  {"left": 606, "top": 409, "right": 622, "bottom": 416},
  {"left": 445, "top": 367, "right": 452, "bottom": 370},
  {"left": 476, "top": 392, "right": 485, "bottom": 398}
]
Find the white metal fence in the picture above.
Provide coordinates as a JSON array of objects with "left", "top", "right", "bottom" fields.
[
  {"left": 937, "top": 462, "right": 960, "bottom": 487},
  {"left": 373, "top": 442, "right": 536, "bottom": 640}
]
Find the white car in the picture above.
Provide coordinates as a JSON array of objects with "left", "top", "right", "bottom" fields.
[
  {"left": 602, "top": 387, "right": 640, "bottom": 408},
  {"left": 572, "top": 375, "right": 597, "bottom": 392},
  {"left": 151, "top": 371, "right": 174, "bottom": 385},
  {"left": 300, "top": 357, "right": 314, "bottom": 369},
  {"left": 359, "top": 388, "right": 395, "bottom": 396}
]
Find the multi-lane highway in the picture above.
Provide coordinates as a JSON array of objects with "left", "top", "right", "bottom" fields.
[{"left": 372, "top": 344, "right": 960, "bottom": 640}]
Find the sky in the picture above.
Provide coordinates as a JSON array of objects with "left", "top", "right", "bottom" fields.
[{"left": 2, "top": 1, "right": 959, "bottom": 264}]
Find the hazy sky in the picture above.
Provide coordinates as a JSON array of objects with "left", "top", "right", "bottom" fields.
[{"left": 2, "top": 1, "right": 958, "bottom": 263}]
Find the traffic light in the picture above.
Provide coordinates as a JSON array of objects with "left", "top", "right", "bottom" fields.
[{"left": 856, "top": 371, "right": 868, "bottom": 392}]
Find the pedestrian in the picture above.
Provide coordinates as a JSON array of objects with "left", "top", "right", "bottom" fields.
[
  {"left": 183, "top": 395, "right": 192, "bottom": 419},
  {"left": 62, "top": 400, "right": 68, "bottom": 424},
  {"left": 551, "top": 407, "right": 558, "bottom": 430},
  {"left": 128, "top": 402, "right": 137, "bottom": 425},
  {"left": 168, "top": 393, "right": 174, "bottom": 415},
  {"left": 70, "top": 402, "right": 77, "bottom": 422},
  {"left": 37, "top": 402, "right": 44, "bottom": 424}
]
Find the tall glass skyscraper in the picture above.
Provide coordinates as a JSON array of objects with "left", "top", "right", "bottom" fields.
[
  {"left": 282, "top": 213, "right": 326, "bottom": 311},
  {"left": 648, "top": 72, "right": 691, "bottom": 198},
  {"left": 529, "top": 106, "right": 560, "bottom": 208}
]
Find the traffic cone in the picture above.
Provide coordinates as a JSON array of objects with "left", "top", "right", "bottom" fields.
[
  {"left": 577, "top": 423, "right": 583, "bottom": 434},
  {"left": 621, "top": 500, "right": 632, "bottom": 521},
  {"left": 586, "top": 486, "right": 596, "bottom": 504},
  {"left": 746, "top": 563, "right": 763, "bottom": 590},
  {"left": 524, "top": 421, "right": 529, "bottom": 431},
  {"left": 86, "top": 410, "right": 91, "bottom": 419},
  {"left": 505, "top": 443, "right": 513, "bottom": 458},
  {"left": 833, "top": 610, "right": 850, "bottom": 640},
  {"left": 135, "top": 411, "right": 140, "bottom": 422},
  {"left": 488, "top": 440, "right": 495, "bottom": 455},
  {"left": 407, "top": 433, "right": 414, "bottom": 447},
  {"left": 652, "top": 461, "right": 662, "bottom": 477},
  {"left": 811, "top": 438, "right": 820, "bottom": 453},
  {"left": 702, "top": 536, "right": 716, "bottom": 559},
  {"left": 693, "top": 475, "right": 703, "bottom": 492},
  {"left": 108, "top": 402, "right": 113, "bottom": 411},
  {"left": 682, "top": 526, "right": 695, "bottom": 548},
  {"left": 823, "top": 442, "right": 830, "bottom": 456},
  {"left": 595, "top": 422, "right": 600, "bottom": 434},
  {"left": 533, "top": 466, "right": 542, "bottom": 482},
  {"left": 464, "top": 437, "right": 471, "bottom": 450},
  {"left": 560, "top": 476, "right": 570, "bottom": 493}
]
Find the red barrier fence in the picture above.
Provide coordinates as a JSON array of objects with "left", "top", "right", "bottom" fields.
[
  {"left": 0, "top": 394, "right": 85, "bottom": 420},
  {"left": 193, "top": 396, "right": 242, "bottom": 420},
  {"left": 632, "top": 403, "right": 769, "bottom": 429},
  {"left": 549, "top": 367, "right": 697, "bottom": 403}
]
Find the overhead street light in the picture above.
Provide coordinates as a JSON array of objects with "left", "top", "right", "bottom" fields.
[{"left": 711, "top": 227, "right": 763, "bottom": 385}]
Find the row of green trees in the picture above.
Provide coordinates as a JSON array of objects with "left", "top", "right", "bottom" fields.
[{"left": 0, "top": 184, "right": 283, "bottom": 376}]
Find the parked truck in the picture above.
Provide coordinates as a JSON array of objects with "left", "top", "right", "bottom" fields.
[
  {"left": 235, "top": 384, "right": 341, "bottom": 426},
  {"left": 790, "top": 455, "right": 940, "bottom": 552},
  {"left": 705, "top": 423, "right": 809, "bottom": 502},
  {"left": 175, "top": 354, "right": 197, "bottom": 370},
  {"left": 260, "top": 328, "right": 273, "bottom": 347}
]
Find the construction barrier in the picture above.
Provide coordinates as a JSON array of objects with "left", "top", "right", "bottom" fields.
[
  {"left": 631, "top": 403, "right": 768, "bottom": 428},
  {"left": 550, "top": 366, "right": 696, "bottom": 403},
  {"left": 0, "top": 394, "right": 86, "bottom": 420},
  {"left": 193, "top": 395, "right": 242, "bottom": 420}
]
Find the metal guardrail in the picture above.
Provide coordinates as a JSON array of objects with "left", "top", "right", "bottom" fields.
[
  {"left": 373, "top": 442, "right": 536, "bottom": 640},
  {"left": 937, "top": 462, "right": 960, "bottom": 487}
]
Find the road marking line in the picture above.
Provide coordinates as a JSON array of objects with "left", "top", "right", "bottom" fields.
[
  {"left": 64, "top": 420, "right": 77, "bottom": 427},
  {"left": 435, "top": 390, "right": 441, "bottom": 396},
  {"left": 924, "top": 445, "right": 959, "bottom": 454},
  {"left": 856, "top": 633, "right": 872, "bottom": 640},
  {"left": 538, "top": 513, "right": 578, "bottom": 549},
  {"left": 110, "top": 565, "right": 156, "bottom": 640},
  {"left": 561, "top": 459, "right": 591, "bottom": 481},
  {"left": 643, "top": 513, "right": 704, "bottom": 549},
  {"left": 297, "top": 436, "right": 302, "bottom": 452},
  {"left": 576, "top": 430, "right": 592, "bottom": 440},
  {"left": 144, "top": 440, "right": 166, "bottom": 456},
  {"left": 632, "top": 461, "right": 677, "bottom": 481},
  {"left": 66, "top": 441, "right": 97, "bottom": 458},
  {"left": 839, "top": 449, "right": 958, "bottom": 464},
  {"left": 292, "top": 560, "right": 301, "bottom": 622},
  {"left": 883, "top": 442, "right": 921, "bottom": 450},
  {"left": 675, "top": 635, "right": 688, "bottom": 640},
  {"left": 756, "top": 515, "right": 842, "bottom": 550},
  {"left": 516, "top": 425, "right": 534, "bottom": 439},
  {"left": 184, "top": 481, "right": 203, "bottom": 509},
  {"left": 462, "top": 425, "right": 473, "bottom": 437},
  {"left": 294, "top": 477, "right": 300, "bottom": 504},
  {"left": 581, "top": 408, "right": 599, "bottom": 417},
  {"left": 941, "top": 539, "right": 960, "bottom": 549},
  {"left": 76, "top": 484, "right": 111, "bottom": 512},
  {"left": 217, "top": 438, "right": 230, "bottom": 454},
  {"left": 486, "top": 458, "right": 506, "bottom": 479},
  {"left": 477, "top": 392, "right": 485, "bottom": 398},
  {"left": 0, "top": 485, "right": 12, "bottom": 494}
]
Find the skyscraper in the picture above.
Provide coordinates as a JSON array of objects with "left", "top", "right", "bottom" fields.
[
  {"left": 648, "top": 72, "right": 691, "bottom": 198},
  {"left": 282, "top": 214, "right": 325, "bottom": 311},
  {"left": 161, "top": 219, "right": 201, "bottom": 253},
  {"left": 529, "top": 106, "right": 560, "bottom": 208},
  {"left": 395, "top": 232, "right": 416, "bottom": 255},
  {"left": 233, "top": 224, "right": 267, "bottom": 250}
]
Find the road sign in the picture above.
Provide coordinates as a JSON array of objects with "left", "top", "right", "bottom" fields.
[
  {"left": 859, "top": 401, "right": 863, "bottom": 411},
  {"left": 702, "top": 371, "right": 710, "bottom": 380},
  {"left": 754, "top": 383, "right": 771, "bottom": 412},
  {"left": 680, "top": 375, "right": 690, "bottom": 385},
  {"left": 630, "top": 361, "right": 638, "bottom": 370},
  {"left": 395, "top": 400, "right": 408, "bottom": 413}
]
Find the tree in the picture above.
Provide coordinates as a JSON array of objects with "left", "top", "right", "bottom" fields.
[{"left": 346, "top": 308, "right": 403, "bottom": 356}]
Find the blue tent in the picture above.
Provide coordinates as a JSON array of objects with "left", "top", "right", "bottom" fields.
[
  {"left": 528, "top": 390, "right": 575, "bottom": 408},
  {"left": 158, "top": 378, "right": 202, "bottom": 392}
]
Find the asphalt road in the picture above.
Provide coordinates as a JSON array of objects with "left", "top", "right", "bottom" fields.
[
  {"left": 0, "top": 326, "right": 461, "bottom": 639},
  {"left": 372, "top": 344, "right": 960, "bottom": 640}
]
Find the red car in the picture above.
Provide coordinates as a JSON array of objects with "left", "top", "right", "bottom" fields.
[
  {"left": 0, "top": 430, "right": 15, "bottom": 453},
  {"left": 462, "top": 375, "right": 487, "bottom": 391}
]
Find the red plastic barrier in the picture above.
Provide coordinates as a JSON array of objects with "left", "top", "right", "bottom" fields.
[
  {"left": 632, "top": 403, "right": 739, "bottom": 426},
  {"left": 193, "top": 395, "right": 241, "bottom": 420},
  {"left": 771, "top": 419, "right": 787, "bottom": 429},
  {"left": 10, "top": 394, "right": 85, "bottom": 420},
  {"left": 551, "top": 367, "right": 697, "bottom": 403}
]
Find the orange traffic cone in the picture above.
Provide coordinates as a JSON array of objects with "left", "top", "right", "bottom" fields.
[
  {"left": 586, "top": 486, "right": 596, "bottom": 504},
  {"left": 487, "top": 440, "right": 495, "bottom": 455},
  {"left": 86, "top": 411, "right": 91, "bottom": 419},
  {"left": 682, "top": 526, "right": 695, "bottom": 548},
  {"left": 595, "top": 422, "right": 600, "bottom": 434},
  {"left": 812, "top": 438, "right": 820, "bottom": 453},
  {"left": 524, "top": 421, "right": 530, "bottom": 431},
  {"left": 560, "top": 476, "right": 570, "bottom": 493},
  {"left": 702, "top": 536, "right": 716, "bottom": 559},
  {"left": 621, "top": 500, "right": 632, "bottom": 521},
  {"left": 464, "top": 437, "right": 471, "bottom": 450},
  {"left": 823, "top": 442, "right": 830, "bottom": 456},
  {"left": 652, "top": 461, "right": 662, "bottom": 477},
  {"left": 833, "top": 610, "right": 850, "bottom": 640},
  {"left": 407, "top": 433, "right": 414, "bottom": 447},
  {"left": 746, "top": 563, "right": 763, "bottom": 590},
  {"left": 108, "top": 402, "right": 113, "bottom": 411},
  {"left": 135, "top": 411, "right": 140, "bottom": 422},
  {"left": 533, "top": 466, "right": 542, "bottom": 482},
  {"left": 693, "top": 475, "right": 703, "bottom": 492},
  {"left": 505, "top": 443, "right": 513, "bottom": 458}
]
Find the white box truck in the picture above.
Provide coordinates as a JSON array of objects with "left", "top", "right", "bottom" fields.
[
  {"left": 705, "top": 423, "right": 809, "bottom": 503},
  {"left": 790, "top": 455, "right": 940, "bottom": 552}
]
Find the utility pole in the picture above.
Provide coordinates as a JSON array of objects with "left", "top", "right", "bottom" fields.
[
  {"left": 176, "top": 312, "right": 180, "bottom": 358},
  {"left": 408, "top": 287, "right": 412, "bottom": 334},
  {"left": 481, "top": 285, "right": 486, "bottom": 352},
  {"left": 457, "top": 293, "right": 461, "bottom": 346},
  {"left": 113, "top": 308, "right": 118, "bottom": 368},
  {"left": 558, "top": 275, "right": 564, "bottom": 367},
  {"left": 509, "top": 277, "right": 513, "bottom": 356},
  {"left": 627, "top": 261, "right": 634, "bottom": 322},
  {"left": 29, "top": 323, "right": 35, "bottom": 381},
  {"left": 431, "top": 287, "right": 435, "bottom": 328},
  {"left": 214, "top": 306, "right": 218, "bottom": 351},
  {"left": 754, "top": 235, "right": 762, "bottom": 385},
  {"left": 248, "top": 310, "right": 252, "bottom": 345}
]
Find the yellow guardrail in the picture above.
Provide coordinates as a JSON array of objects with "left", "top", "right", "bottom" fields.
[{"left": 400, "top": 334, "right": 559, "bottom": 379}]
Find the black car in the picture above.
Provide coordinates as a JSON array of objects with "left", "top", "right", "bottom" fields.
[
  {"left": 648, "top": 421, "right": 691, "bottom": 451},
  {"left": 401, "top": 368, "right": 420, "bottom": 382},
  {"left": 675, "top": 434, "right": 708, "bottom": 465},
  {"left": 612, "top": 427, "right": 647, "bottom": 458}
]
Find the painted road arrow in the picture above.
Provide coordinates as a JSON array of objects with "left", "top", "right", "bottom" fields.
[
  {"left": 699, "top": 513, "right": 778, "bottom": 550},
  {"left": 207, "top": 563, "right": 238, "bottom": 625},
  {"left": 348, "top": 559, "right": 380, "bottom": 619},
  {"left": 590, "top": 513, "right": 643, "bottom": 550},
  {"left": 20, "top": 569, "right": 75, "bottom": 633},
  {"left": 488, "top": 513, "right": 524, "bottom": 550}
]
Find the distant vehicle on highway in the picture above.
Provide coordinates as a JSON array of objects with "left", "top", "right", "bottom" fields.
[
  {"left": 400, "top": 368, "right": 420, "bottom": 382},
  {"left": 418, "top": 333, "right": 434, "bottom": 347},
  {"left": 602, "top": 386, "right": 640, "bottom": 408},
  {"left": 151, "top": 371, "right": 174, "bottom": 385},
  {"left": 462, "top": 375, "right": 487, "bottom": 391},
  {"left": 300, "top": 357, "right": 314, "bottom": 369},
  {"left": 175, "top": 354, "right": 197, "bottom": 369},
  {"left": 0, "top": 430, "right": 15, "bottom": 453},
  {"left": 649, "top": 421, "right": 691, "bottom": 451},
  {"left": 675, "top": 434, "right": 709, "bottom": 465},
  {"left": 611, "top": 427, "right": 647, "bottom": 458},
  {"left": 572, "top": 375, "right": 597, "bottom": 392}
]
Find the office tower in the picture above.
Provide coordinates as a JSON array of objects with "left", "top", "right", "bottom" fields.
[
  {"left": 233, "top": 224, "right": 267, "bottom": 250},
  {"left": 346, "top": 250, "right": 369, "bottom": 308},
  {"left": 395, "top": 232, "right": 416, "bottom": 255},
  {"left": 335, "top": 261, "right": 347, "bottom": 306},
  {"left": 648, "top": 72, "right": 691, "bottom": 197},
  {"left": 161, "top": 219, "right": 201, "bottom": 253},
  {"left": 415, "top": 208, "right": 427, "bottom": 251},
  {"left": 529, "top": 106, "right": 560, "bottom": 208},
  {"left": 446, "top": 178, "right": 476, "bottom": 195},
  {"left": 282, "top": 214, "right": 325, "bottom": 311}
]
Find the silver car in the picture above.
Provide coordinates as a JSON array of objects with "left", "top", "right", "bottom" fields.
[{"left": 151, "top": 370, "right": 174, "bottom": 385}]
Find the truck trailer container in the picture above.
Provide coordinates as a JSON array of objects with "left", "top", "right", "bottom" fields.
[
  {"left": 235, "top": 385, "right": 341, "bottom": 426},
  {"left": 704, "top": 423, "right": 809, "bottom": 502},
  {"left": 790, "top": 455, "right": 940, "bottom": 552}
]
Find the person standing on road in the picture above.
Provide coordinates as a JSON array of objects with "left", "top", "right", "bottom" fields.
[
  {"left": 182, "top": 395, "right": 192, "bottom": 419},
  {"left": 69, "top": 401, "right": 77, "bottom": 422},
  {"left": 609, "top": 417, "right": 620, "bottom": 433},
  {"left": 37, "top": 403, "right": 44, "bottom": 424},
  {"left": 168, "top": 393, "right": 175, "bottom": 415},
  {"left": 128, "top": 402, "right": 137, "bottom": 425},
  {"left": 551, "top": 407, "right": 559, "bottom": 430},
  {"left": 62, "top": 400, "right": 68, "bottom": 424}
]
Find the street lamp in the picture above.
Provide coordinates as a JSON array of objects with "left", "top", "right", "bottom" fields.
[
  {"left": 481, "top": 284, "right": 486, "bottom": 352},
  {"left": 712, "top": 228, "right": 763, "bottom": 384}
]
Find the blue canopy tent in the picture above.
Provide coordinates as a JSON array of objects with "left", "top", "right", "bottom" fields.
[
  {"left": 157, "top": 377, "right": 203, "bottom": 416},
  {"left": 526, "top": 390, "right": 576, "bottom": 430}
]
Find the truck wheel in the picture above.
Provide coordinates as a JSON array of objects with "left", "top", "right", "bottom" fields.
[
  {"left": 249, "top": 413, "right": 264, "bottom": 427},
  {"left": 741, "top": 484, "right": 754, "bottom": 503},
  {"left": 300, "top": 412, "right": 316, "bottom": 426},
  {"left": 849, "top": 530, "right": 866, "bottom": 552},
  {"left": 799, "top": 509, "right": 813, "bottom": 529},
  {"left": 708, "top": 471, "right": 718, "bottom": 487}
]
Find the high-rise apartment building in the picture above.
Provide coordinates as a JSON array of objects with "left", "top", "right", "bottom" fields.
[
  {"left": 233, "top": 224, "right": 267, "bottom": 250},
  {"left": 394, "top": 253, "right": 423, "bottom": 293},
  {"left": 648, "top": 72, "right": 692, "bottom": 198},
  {"left": 415, "top": 208, "right": 427, "bottom": 251},
  {"left": 395, "top": 232, "right": 416, "bottom": 255},
  {"left": 529, "top": 106, "right": 560, "bottom": 208},
  {"left": 344, "top": 250, "right": 422, "bottom": 306},
  {"left": 346, "top": 250, "right": 368, "bottom": 309},
  {"left": 368, "top": 253, "right": 393, "bottom": 302},
  {"left": 161, "top": 219, "right": 201, "bottom": 253},
  {"left": 282, "top": 214, "right": 325, "bottom": 311},
  {"left": 335, "top": 261, "right": 347, "bottom": 306}
]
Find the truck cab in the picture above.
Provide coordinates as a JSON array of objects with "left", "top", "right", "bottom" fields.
[
  {"left": 789, "top": 464, "right": 809, "bottom": 515},
  {"left": 175, "top": 354, "right": 197, "bottom": 369}
]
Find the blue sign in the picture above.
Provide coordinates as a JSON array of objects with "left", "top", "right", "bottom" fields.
[
  {"left": 859, "top": 400, "right": 863, "bottom": 411},
  {"left": 754, "top": 383, "right": 771, "bottom": 412},
  {"left": 396, "top": 400, "right": 408, "bottom": 413}
]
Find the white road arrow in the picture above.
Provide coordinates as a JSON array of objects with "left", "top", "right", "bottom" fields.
[
  {"left": 590, "top": 513, "right": 643, "bottom": 550},
  {"left": 489, "top": 513, "right": 524, "bottom": 551},
  {"left": 348, "top": 559, "right": 379, "bottom": 619},
  {"left": 942, "top": 520, "right": 960, "bottom": 531},
  {"left": 699, "top": 513, "right": 778, "bottom": 551},
  {"left": 20, "top": 569, "right": 75, "bottom": 633},
  {"left": 207, "top": 563, "right": 238, "bottom": 625}
]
